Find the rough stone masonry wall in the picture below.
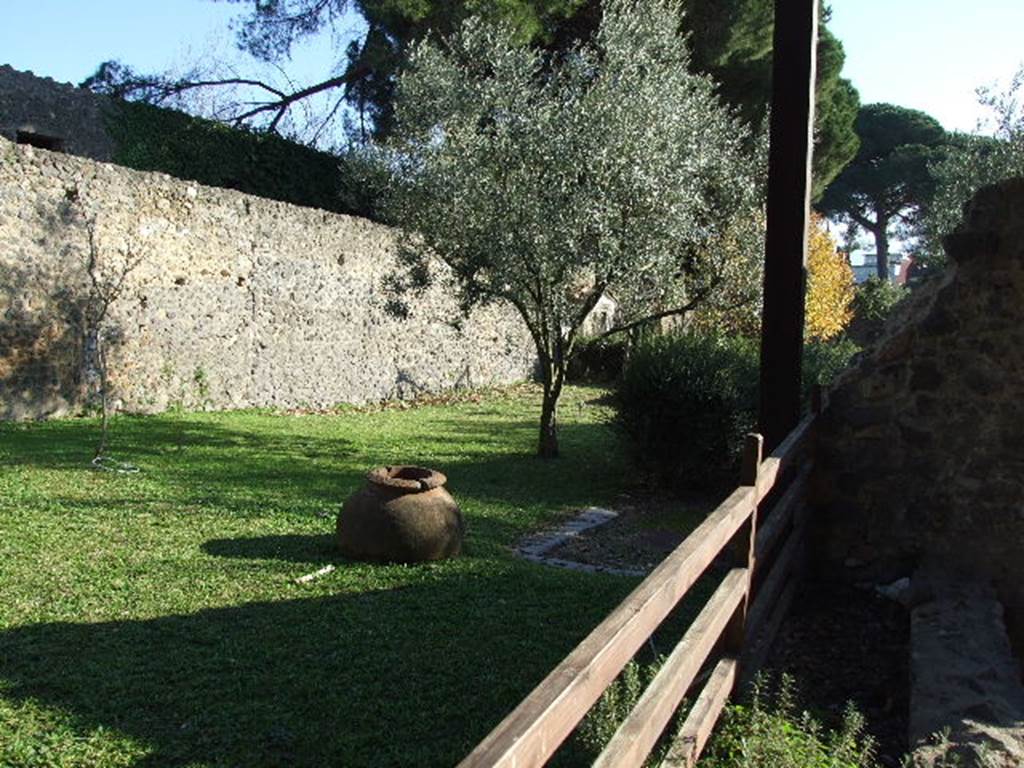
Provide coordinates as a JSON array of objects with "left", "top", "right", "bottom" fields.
[
  {"left": 0, "top": 137, "right": 536, "bottom": 418},
  {"left": 815, "top": 178, "right": 1024, "bottom": 650}
]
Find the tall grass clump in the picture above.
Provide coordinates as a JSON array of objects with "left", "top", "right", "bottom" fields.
[
  {"left": 702, "top": 675, "right": 880, "bottom": 768},
  {"left": 575, "top": 670, "right": 880, "bottom": 768}
]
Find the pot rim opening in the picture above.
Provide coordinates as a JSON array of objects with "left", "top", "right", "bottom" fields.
[{"left": 367, "top": 465, "right": 447, "bottom": 491}]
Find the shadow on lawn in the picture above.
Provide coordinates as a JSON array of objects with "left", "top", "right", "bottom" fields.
[
  {"left": 1, "top": 415, "right": 626, "bottom": 527},
  {"left": 199, "top": 508, "right": 537, "bottom": 565},
  {"left": 202, "top": 534, "right": 338, "bottom": 564},
  {"left": 0, "top": 416, "right": 364, "bottom": 516},
  {"left": 0, "top": 408, "right": 660, "bottom": 766},
  {"left": 0, "top": 567, "right": 633, "bottom": 768},
  {"left": 0, "top": 415, "right": 359, "bottom": 469}
]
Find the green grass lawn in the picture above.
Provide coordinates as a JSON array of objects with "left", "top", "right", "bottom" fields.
[{"left": 0, "top": 385, "right": 668, "bottom": 768}]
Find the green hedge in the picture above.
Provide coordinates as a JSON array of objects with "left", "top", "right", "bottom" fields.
[
  {"left": 567, "top": 336, "right": 627, "bottom": 383},
  {"left": 847, "top": 277, "right": 906, "bottom": 345},
  {"left": 618, "top": 331, "right": 760, "bottom": 490},
  {"left": 618, "top": 331, "right": 860, "bottom": 491},
  {"left": 103, "top": 101, "right": 381, "bottom": 219},
  {"left": 802, "top": 336, "right": 860, "bottom": 398}
]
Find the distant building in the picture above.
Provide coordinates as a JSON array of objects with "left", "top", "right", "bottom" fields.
[
  {"left": 896, "top": 256, "right": 914, "bottom": 286},
  {"left": 580, "top": 293, "right": 618, "bottom": 337},
  {"left": 848, "top": 252, "right": 907, "bottom": 284}
]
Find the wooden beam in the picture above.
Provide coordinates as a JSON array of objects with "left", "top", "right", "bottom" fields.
[
  {"left": 754, "top": 411, "right": 815, "bottom": 503},
  {"left": 458, "top": 410, "right": 820, "bottom": 768},
  {"left": 754, "top": 464, "right": 811, "bottom": 561},
  {"left": 759, "top": 0, "right": 819, "bottom": 451},
  {"left": 723, "top": 436, "right": 762, "bottom": 661},
  {"left": 592, "top": 569, "right": 749, "bottom": 768},
  {"left": 662, "top": 657, "right": 739, "bottom": 768},
  {"left": 456, "top": 487, "right": 755, "bottom": 768}
]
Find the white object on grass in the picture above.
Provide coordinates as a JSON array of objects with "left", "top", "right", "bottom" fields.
[{"left": 294, "top": 565, "right": 336, "bottom": 584}]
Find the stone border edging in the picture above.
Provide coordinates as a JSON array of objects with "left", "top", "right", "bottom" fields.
[{"left": 514, "top": 507, "right": 646, "bottom": 577}]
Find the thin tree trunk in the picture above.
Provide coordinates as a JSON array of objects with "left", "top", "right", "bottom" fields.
[
  {"left": 95, "top": 334, "right": 109, "bottom": 461},
  {"left": 538, "top": 387, "right": 559, "bottom": 459},
  {"left": 873, "top": 215, "right": 890, "bottom": 280},
  {"left": 536, "top": 352, "right": 562, "bottom": 459}
]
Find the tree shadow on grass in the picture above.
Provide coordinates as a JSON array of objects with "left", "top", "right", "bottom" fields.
[
  {"left": 0, "top": 415, "right": 363, "bottom": 517},
  {"left": 202, "top": 534, "right": 338, "bottom": 564},
  {"left": 0, "top": 415, "right": 358, "bottom": 469},
  {"left": 0, "top": 566, "right": 634, "bottom": 768},
  {"left": 1, "top": 414, "right": 629, "bottom": 536}
]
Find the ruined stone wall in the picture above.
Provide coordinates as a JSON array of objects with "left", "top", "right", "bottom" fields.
[
  {"left": 815, "top": 178, "right": 1024, "bottom": 647},
  {"left": 0, "top": 65, "right": 115, "bottom": 160},
  {"left": 0, "top": 137, "right": 536, "bottom": 418}
]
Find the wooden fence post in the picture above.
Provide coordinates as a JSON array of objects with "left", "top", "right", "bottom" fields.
[
  {"left": 723, "top": 434, "right": 763, "bottom": 663},
  {"left": 740, "top": 432, "right": 764, "bottom": 490}
]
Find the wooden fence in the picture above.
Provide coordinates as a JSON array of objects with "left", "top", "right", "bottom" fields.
[{"left": 459, "top": 406, "right": 820, "bottom": 768}]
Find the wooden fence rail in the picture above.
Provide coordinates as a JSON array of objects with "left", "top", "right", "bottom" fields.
[{"left": 459, "top": 406, "right": 819, "bottom": 768}]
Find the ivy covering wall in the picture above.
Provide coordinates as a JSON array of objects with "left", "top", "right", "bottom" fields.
[{"left": 103, "top": 101, "right": 378, "bottom": 219}]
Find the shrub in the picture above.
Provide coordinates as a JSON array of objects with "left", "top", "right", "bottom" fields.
[
  {"left": 702, "top": 675, "right": 879, "bottom": 768},
  {"left": 576, "top": 661, "right": 656, "bottom": 758},
  {"left": 577, "top": 670, "right": 880, "bottom": 768},
  {"left": 618, "top": 331, "right": 759, "bottom": 490},
  {"left": 802, "top": 337, "right": 860, "bottom": 398},
  {"left": 619, "top": 330, "right": 859, "bottom": 491},
  {"left": 568, "top": 336, "right": 628, "bottom": 383},
  {"left": 848, "top": 277, "right": 906, "bottom": 345},
  {"left": 103, "top": 101, "right": 383, "bottom": 219}
]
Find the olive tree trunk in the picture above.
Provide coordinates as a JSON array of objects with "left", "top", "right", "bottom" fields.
[{"left": 536, "top": 349, "right": 566, "bottom": 459}]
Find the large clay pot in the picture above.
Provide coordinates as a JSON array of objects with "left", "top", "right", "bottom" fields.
[{"left": 336, "top": 466, "right": 464, "bottom": 563}]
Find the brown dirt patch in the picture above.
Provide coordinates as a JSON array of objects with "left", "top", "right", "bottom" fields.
[
  {"left": 763, "top": 574, "right": 911, "bottom": 766},
  {"left": 544, "top": 491, "right": 722, "bottom": 573}
]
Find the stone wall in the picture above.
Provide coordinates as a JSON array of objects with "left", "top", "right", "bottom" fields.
[
  {"left": 0, "top": 65, "right": 115, "bottom": 160},
  {"left": 815, "top": 178, "right": 1024, "bottom": 650},
  {"left": 0, "top": 65, "right": 370, "bottom": 217},
  {"left": 0, "top": 137, "right": 536, "bottom": 418},
  {"left": 908, "top": 569, "right": 1024, "bottom": 767}
]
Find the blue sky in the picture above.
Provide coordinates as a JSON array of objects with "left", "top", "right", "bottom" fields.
[
  {"left": 1, "top": 1, "right": 361, "bottom": 105},
  {"left": 829, "top": 0, "right": 1024, "bottom": 132},
  {"left": 3, "top": 1, "right": 245, "bottom": 84},
  {"left": 3, "top": 0, "right": 1023, "bottom": 134}
]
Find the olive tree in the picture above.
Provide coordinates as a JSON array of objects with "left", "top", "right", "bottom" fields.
[{"left": 379, "top": 0, "right": 763, "bottom": 458}]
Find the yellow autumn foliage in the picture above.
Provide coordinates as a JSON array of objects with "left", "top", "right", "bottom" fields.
[{"left": 805, "top": 215, "right": 854, "bottom": 340}]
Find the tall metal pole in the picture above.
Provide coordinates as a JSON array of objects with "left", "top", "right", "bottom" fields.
[{"left": 758, "top": 0, "right": 819, "bottom": 451}]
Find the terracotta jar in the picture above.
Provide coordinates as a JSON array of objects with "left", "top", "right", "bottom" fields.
[{"left": 336, "top": 466, "right": 464, "bottom": 563}]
